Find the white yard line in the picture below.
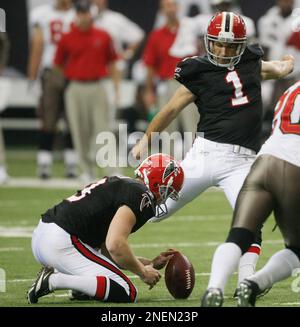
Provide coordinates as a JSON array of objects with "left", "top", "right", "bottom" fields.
[
  {"left": 0, "top": 226, "right": 283, "bottom": 248},
  {"left": 0, "top": 226, "right": 35, "bottom": 238},
  {"left": 44, "top": 293, "right": 202, "bottom": 301},
  {"left": 1, "top": 178, "right": 223, "bottom": 191},
  {"left": 0, "top": 247, "right": 24, "bottom": 252},
  {"left": 164, "top": 215, "right": 230, "bottom": 222},
  {"left": 0, "top": 226, "right": 283, "bottom": 247},
  {"left": 44, "top": 293, "right": 232, "bottom": 301},
  {"left": 8, "top": 271, "right": 233, "bottom": 284},
  {"left": 131, "top": 239, "right": 283, "bottom": 248},
  {"left": 2, "top": 178, "right": 82, "bottom": 189},
  {"left": 7, "top": 279, "right": 35, "bottom": 283}
]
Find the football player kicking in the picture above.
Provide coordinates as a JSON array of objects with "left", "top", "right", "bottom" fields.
[
  {"left": 201, "top": 81, "right": 300, "bottom": 307},
  {"left": 27, "top": 154, "right": 184, "bottom": 304},
  {"left": 132, "top": 12, "right": 295, "bottom": 287}
]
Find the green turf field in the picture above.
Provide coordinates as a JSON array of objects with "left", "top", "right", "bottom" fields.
[{"left": 0, "top": 150, "right": 299, "bottom": 307}]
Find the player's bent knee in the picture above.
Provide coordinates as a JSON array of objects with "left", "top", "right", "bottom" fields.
[{"left": 226, "top": 227, "right": 255, "bottom": 254}]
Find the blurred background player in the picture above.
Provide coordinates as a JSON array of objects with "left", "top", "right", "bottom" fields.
[
  {"left": 258, "top": 0, "right": 300, "bottom": 138},
  {"left": 0, "top": 32, "right": 10, "bottom": 184},
  {"left": 142, "top": 0, "right": 200, "bottom": 159},
  {"left": 54, "top": 0, "right": 120, "bottom": 184},
  {"left": 27, "top": 154, "right": 184, "bottom": 303},
  {"left": 91, "top": 0, "right": 145, "bottom": 140},
  {"left": 201, "top": 80, "right": 300, "bottom": 307},
  {"left": 92, "top": 0, "right": 145, "bottom": 77},
  {"left": 28, "top": 0, "right": 77, "bottom": 179}
]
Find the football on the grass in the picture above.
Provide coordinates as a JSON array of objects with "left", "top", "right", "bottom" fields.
[{"left": 164, "top": 251, "right": 195, "bottom": 299}]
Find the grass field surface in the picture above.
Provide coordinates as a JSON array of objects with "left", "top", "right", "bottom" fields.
[{"left": 0, "top": 150, "right": 299, "bottom": 307}]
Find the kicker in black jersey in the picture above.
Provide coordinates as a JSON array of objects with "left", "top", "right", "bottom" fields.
[
  {"left": 174, "top": 44, "right": 264, "bottom": 152},
  {"left": 42, "top": 176, "right": 156, "bottom": 248}
]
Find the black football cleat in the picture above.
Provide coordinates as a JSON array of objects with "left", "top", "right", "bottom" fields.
[
  {"left": 201, "top": 288, "right": 223, "bottom": 307},
  {"left": 27, "top": 266, "right": 54, "bottom": 304},
  {"left": 236, "top": 279, "right": 260, "bottom": 307},
  {"left": 233, "top": 285, "right": 272, "bottom": 299}
]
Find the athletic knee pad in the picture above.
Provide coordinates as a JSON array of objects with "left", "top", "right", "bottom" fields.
[
  {"left": 226, "top": 227, "right": 255, "bottom": 254},
  {"left": 286, "top": 245, "right": 300, "bottom": 262}
]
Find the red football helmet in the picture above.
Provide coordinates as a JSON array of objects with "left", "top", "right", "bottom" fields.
[
  {"left": 205, "top": 11, "right": 247, "bottom": 68},
  {"left": 135, "top": 153, "right": 184, "bottom": 217}
]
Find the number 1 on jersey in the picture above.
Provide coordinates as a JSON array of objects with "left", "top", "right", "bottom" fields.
[{"left": 226, "top": 71, "right": 249, "bottom": 107}]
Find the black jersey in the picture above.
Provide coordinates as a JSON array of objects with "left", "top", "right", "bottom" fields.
[
  {"left": 41, "top": 176, "right": 155, "bottom": 248},
  {"left": 175, "top": 44, "right": 264, "bottom": 152}
]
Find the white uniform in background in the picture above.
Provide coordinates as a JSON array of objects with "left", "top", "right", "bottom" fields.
[
  {"left": 29, "top": 4, "right": 77, "bottom": 179},
  {"left": 258, "top": 6, "right": 295, "bottom": 61},
  {"left": 91, "top": 6, "right": 145, "bottom": 137},
  {"left": 92, "top": 6, "right": 144, "bottom": 60},
  {"left": 29, "top": 4, "right": 75, "bottom": 72},
  {"left": 258, "top": 6, "right": 298, "bottom": 112},
  {"left": 177, "top": 0, "right": 212, "bottom": 17}
]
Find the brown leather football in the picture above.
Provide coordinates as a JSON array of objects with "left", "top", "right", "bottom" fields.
[{"left": 164, "top": 251, "right": 195, "bottom": 299}]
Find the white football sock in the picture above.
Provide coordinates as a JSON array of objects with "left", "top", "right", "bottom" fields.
[
  {"left": 237, "top": 244, "right": 261, "bottom": 285},
  {"left": 49, "top": 273, "right": 97, "bottom": 297},
  {"left": 248, "top": 249, "right": 300, "bottom": 291},
  {"left": 37, "top": 150, "right": 53, "bottom": 166},
  {"left": 63, "top": 149, "right": 78, "bottom": 166},
  {"left": 208, "top": 242, "right": 242, "bottom": 292}
]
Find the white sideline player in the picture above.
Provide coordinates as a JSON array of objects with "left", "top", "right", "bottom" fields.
[{"left": 28, "top": 0, "right": 77, "bottom": 179}]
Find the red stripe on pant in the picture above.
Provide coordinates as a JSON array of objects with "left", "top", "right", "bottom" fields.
[
  {"left": 70, "top": 235, "right": 137, "bottom": 302},
  {"left": 95, "top": 276, "right": 106, "bottom": 300}
]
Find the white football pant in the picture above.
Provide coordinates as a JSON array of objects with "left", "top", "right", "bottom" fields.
[
  {"left": 151, "top": 137, "right": 256, "bottom": 222},
  {"left": 31, "top": 220, "right": 137, "bottom": 300}
]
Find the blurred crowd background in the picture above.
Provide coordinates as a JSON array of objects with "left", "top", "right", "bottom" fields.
[{"left": 1, "top": 0, "right": 300, "bottom": 185}]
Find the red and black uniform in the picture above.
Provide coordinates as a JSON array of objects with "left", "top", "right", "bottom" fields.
[
  {"left": 42, "top": 176, "right": 155, "bottom": 248},
  {"left": 175, "top": 44, "right": 264, "bottom": 152}
]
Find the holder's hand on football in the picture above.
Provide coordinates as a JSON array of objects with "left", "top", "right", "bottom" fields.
[
  {"left": 152, "top": 249, "right": 178, "bottom": 270},
  {"left": 140, "top": 265, "right": 161, "bottom": 289}
]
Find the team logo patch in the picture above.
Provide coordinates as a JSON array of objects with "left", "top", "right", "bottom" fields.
[
  {"left": 140, "top": 192, "right": 152, "bottom": 212},
  {"left": 174, "top": 67, "right": 181, "bottom": 79}
]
